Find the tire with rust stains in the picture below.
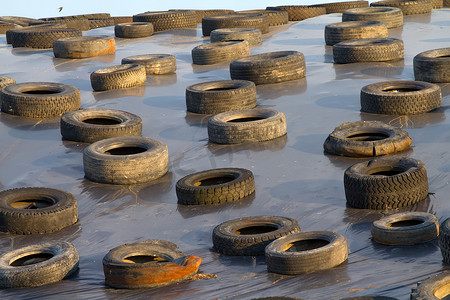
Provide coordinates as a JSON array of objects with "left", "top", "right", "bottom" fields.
[
  {"left": 411, "top": 272, "right": 450, "bottom": 300},
  {"left": 114, "top": 22, "right": 154, "bottom": 38},
  {"left": 213, "top": 216, "right": 301, "bottom": 256},
  {"left": 371, "top": 212, "right": 439, "bottom": 245},
  {"left": 90, "top": 64, "right": 146, "bottom": 91},
  {"left": 53, "top": 35, "right": 115, "bottom": 59},
  {"left": 103, "top": 239, "right": 202, "bottom": 289},
  {"left": 323, "top": 121, "right": 412, "bottom": 157}
]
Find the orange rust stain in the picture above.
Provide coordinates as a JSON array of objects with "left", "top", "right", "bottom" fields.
[{"left": 68, "top": 39, "right": 116, "bottom": 58}]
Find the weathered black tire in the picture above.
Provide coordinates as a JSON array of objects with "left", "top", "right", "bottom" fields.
[
  {"left": 0, "top": 187, "right": 78, "bottom": 235},
  {"left": 323, "top": 120, "right": 412, "bottom": 157},
  {"left": 208, "top": 108, "right": 287, "bottom": 144},
  {"left": 53, "top": 35, "right": 115, "bottom": 58},
  {"left": 176, "top": 168, "right": 255, "bottom": 205},
  {"left": 202, "top": 13, "right": 269, "bottom": 36},
  {"left": 132, "top": 11, "right": 197, "bottom": 32},
  {"left": 230, "top": 51, "right": 306, "bottom": 85},
  {"left": 325, "top": 21, "right": 388, "bottom": 46},
  {"left": 40, "top": 13, "right": 111, "bottom": 21},
  {"left": 60, "top": 108, "right": 143, "bottom": 143},
  {"left": 213, "top": 216, "right": 301, "bottom": 256},
  {"left": 1, "top": 82, "right": 81, "bottom": 118},
  {"left": 90, "top": 64, "right": 147, "bottom": 91},
  {"left": 370, "top": 0, "right": 432, "bottom": 15},
  {"left": 360, "top": 80, "right": 441, "bottom": 115},
  {"left": 266, "top": 6, "right": 326, "bottom": 21},
  {"left": 344, "top": 156, "right": 429, "bottom": 210},
  {"left": 439, "top": 218, "right": 450, "bottom": 263},
  {"left": 6, "top": 23, "right": 68, "bottom": 44},
  {"left": 192, "top": 40, "right": 250, "bottom": 65},
  {"left": 371, "top": 212, "right": 439, "bottom": 245},
  {"left": 114, "top": 22, "right": 154, "bottom": 38},
  {"left": 88, "top": 18, "right": 115, "bottom": 29},
  {"left": 333, "top": 38, "right": 404, "bottom": 64},
  {"left": 0, "top": 76, "right": 16, "bottom": 91},
  {"left": 83, "top": 136, "right": 169, "bottom": 185},
  {"left": 210, "top": 28, "right": 262, "bottom": 46},
  {"left": 312, "top": 1, "right": 369, "bottom": 13},
  {"left": 121, "top": 54, "right": 176, "bottom": 75},
  {"left": 11, "top": 27, "right": 82, "bottom": 49},
  {"left": 238, "top": 9, "right": 289, "bottom": 26},
  {"left": 265, "top": 231, "right": 348, "bottom": 275},
  {"left": 342, "top": 7, "right": 403, "bottom": 28},
  {"left": 186, "top": 80, "right": 257, "bottom": 114},
  {"left": 414, "top": 48, "right": 450, "bottom": 83},
  {"left": 0, "top": 241, "right": 79, "bottom": 288},
  {"left": 411, "top": 272, "right": 450, "bottom": 299}
]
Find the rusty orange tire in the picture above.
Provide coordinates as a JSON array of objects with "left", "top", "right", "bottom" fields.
[
  {"left": 53, "top": 35, "right": 115, "bottom": 59},
  {"left": 103, "top": 239, "right": 202, "bottom": 289}
]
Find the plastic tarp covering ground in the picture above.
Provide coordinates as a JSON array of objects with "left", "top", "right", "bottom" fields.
[{"left": 0, "top": 9, "right": 450, "bottom": 300}]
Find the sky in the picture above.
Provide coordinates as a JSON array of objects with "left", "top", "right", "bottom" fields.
[{"left": 1, "top": 0, "right": 345, "bottom": 19}]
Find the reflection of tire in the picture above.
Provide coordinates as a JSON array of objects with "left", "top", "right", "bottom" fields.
[
  {"left": 202, "top": 13, "right": 269, "bottom": 36},
  {"left": 414, "top": 48, "right": 450, "bottom": 83},
  {"left": 132, "top": 11, "right": 197, "bottom": 32},
  {"left": 266, "top": 6, "right": 326, "bottom": 21},
  {"left": 312, "top": 1, "right": 369, "bottom": 13},
  {"left": 439, "top": 218, "right": 450, "bottom": 263},
  {"left": 344, "top": 156, "right": 429, "bottom": 209},
  {"left": 210, "top": 28, "right": 262, "bottom": 46},
  {"left": 208, "top": 108, "right": 287, "bottom": 144},
  {"left": 370, "top": 0, "right": 432, "bottom": 15},
  {"left": 114, "top": 22, "right": 154, "bottom": 38},
  {"left": 325, "top": 21, "right": 388, "bottom": 46},
  {"left": 83, "top": 136, "right": 169, "bottom": 185},
  {"left": 230, "top": 51, "right": 306, "bottom": 85},
  {"left": 192, "top": 40, "right": 250, "bottom": 65},
  {"left": 103, "top": 239, "right": 202, "bottom": 289},
  {"left": 11, "top": 28, "right": 82, "bottom": 49},
  {"left": 0, "top": 187, "right": 78, "bottom": 234},
  {"left": 411, "top": 272, "right": 450, "bottom": 300},
  {"left": 371, "top": 212, "right": 439, "bottom": 245},
  {"left": 0, "top": 241, "right": 79, "bottom": 288},
  {"left": 60, "top": 108, "right": 143, "bottom": 143},
  {"left": 53, "top": 35, "right": 115, "bottom": 58},
  {"left": 0, "top": 76, "right": 16, "bottom": 90},
  {"left": 90, "top": 64, "right": 147, "bottom": 91},
  {"left": 323, "top": 120, "right": 412, "bottom": 157},
  {"left": 265, "top": 231, "right": 348, "bottom": 275},
  {"left": 342, "top": 7, "right": 403, "bottom": 28},
  {"left": 176, "top": 168, "right": 255, "bottom": 205},
  {"left": 360, "top": 80, "right": 441, "bottom": 115},
  {"left": 1, "top": 82, "right": 81, "bottom": 118},
  {"left": 122, "top": 54, "right": 176, "bottom": 75},
  {"left": 333, "top": 38, "right": 404, "bottom": 64},
  {"left": 213, "top": 216, "right": 301, "bottom": 256},
  {"left": 238, "top": 9, "right": 289, "bottom": 26},
  {"left": 186, "top": 80, "right": 257, "bottom": 114}
]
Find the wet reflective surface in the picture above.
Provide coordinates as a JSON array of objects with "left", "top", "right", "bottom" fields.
[{"left": 0, "top": 10, "right": 450, "bottom": 299}]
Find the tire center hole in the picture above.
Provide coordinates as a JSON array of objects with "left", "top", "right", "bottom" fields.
[
  {"left": 104, "top": 146, "right": 147, "bottom": 155},
  {"left": 382, "top": 87, "right": 421, "bottom": 93},
  {"left": 10, "top": 197, "right": 54, "bottom": 209},
  {"left": 227, "top": 117, "right": 264, "bottom": 123},
  {"left": 368, "top": 166, "right": 405, "bottom": 176},
  {"left": 194, "top": 175, "right": 235, "bottom": 186},
  {"left": 21, "top": 89, "right": 61, "bottom": 94},
  {"left": 437, "top": 55, "right": 450, "bottom": 58},
  {"left": 205, "top": 87, "right": 235, "bottom": 91},
  {"left": 433, "top": 281, "right": 450, "bottom": 299},
  {"left": 346, "top": 132, "right": 389, "bottom": 141},
  {"left": 122, "top": 255, "right": 168, "bottom": 264},
  {"left": 10, "top": 253, "right": 54, "bottom": 266},
  {"left": 281, "top": 239, "right": 330, "bottom": 252},
  {"left": 82, "top": 117, "right": 121, "bottom": 125},
  {"left": 388, "top": 219, "right": 424, "bottom": 227},
  {"left": 234, "top": 224, "right": 279, "bottom": 235}
]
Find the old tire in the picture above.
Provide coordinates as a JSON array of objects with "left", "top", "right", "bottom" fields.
[
  {"left": 132, "top": 11, "right": 197, "bottom": 32},
  {"left": 114, "top": 22, "right": 154, "bottom": 38},
  {"left": 210, "top": 28, "right": 262, "bottom": 46},
  {"left": 325, "top": 21, "right": 388, "bottom": 46},
  {"left": 0, "top": 76, "right": 16, "bottom": 90},
  {"left": 186, "top": 80, "right": 257, "bottom": 114},
  {"left": 11, "top": 28, "right": 81, "bottom": 49},
  {"left": 265, "top": 231, "right": 348, "bottom": 275},
  {"left": 360, "top": 80, "right": 441, "bottom": 115},
  {"left": 312, "top": 0, "right": 369, "bottom": 13},
  {"left": 213, "top": 216, "right": 301, "bottom": 256},
  {"left": 0, "top": 187, "right": 78, "bottom": 235},
  {"left": 323, "top": 120, "right": 412, "bottom": 157},
  {"left": 238, "top": 9, "right": 289, "bottom": 26},
  {"left": 83, "top": 136, "right": 169, "bottom": 185},
  {"left": 266, "top": 6, "right": 326, "bottom": 21},
  {"left": 333, "top": 38, "right": 404, "bottom": 64},
  {"left": 230, "top": 51, "right": 306, "bottom": 85},
  {"left": 192, "top": 40, "right": 250, "bottom": 65},
  {"left": 202, "top": 13, "right": 269, "bottom": 36},
  {"left": 439, "top": 218, "right": 450, "bottom": 263},
  {"left": 371, "top": 212, "right": 439, "bottom": 245},
  {"left": 103, "top": 239, "right": 202, "bottom": 289},
  {"left": 1, "top": 82, "right": 81, "bottom": 118},
  {"left": 90, "top": 64, "right": 147, "bottom": 91},
  {"left": 342, "top": 7, "right": 403, "bottom": 28},
  {"left": 53, "top": 35, "right": 115, "bottom": 58},
  {"left": 370, "top": 0, "right": 432, "bottom": 15},
  {"left": 60, "top": 108, "right": 143, "bottom": 143},
  {"left": 88, "top": 18, "right": 115, "bottom": 29},
  {"left": 0, "top": 241, "right": 79, "bottom": 288},
  {"left": 6, "top": 23, "right": 68, "bottom": 44},
  {"left": 344, "top": 156, "right": 429, "bottom": 209},
  {"left": 208, "top": 108, "right": 287, "bottom": 144},
  {"left": 121, "top": 54, "right": 176, "bottom": 75},
  {"left": 414, "top": 47, "right": 450, "bottom": 83},
  {"left": 176, "top": 168, "right": 255, "bottom": 205},
  {"left": 411, "top": 272, "right": 450, "bottom": 300}
]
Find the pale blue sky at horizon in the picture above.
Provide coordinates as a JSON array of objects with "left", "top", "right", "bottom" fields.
[{"left": 2, "top": 0, "right": 354, "bottom": 19}]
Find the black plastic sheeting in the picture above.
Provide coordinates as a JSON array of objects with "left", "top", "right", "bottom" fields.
[{"left": 0, "top": 9, "right": 450, "bottom": 299}]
